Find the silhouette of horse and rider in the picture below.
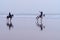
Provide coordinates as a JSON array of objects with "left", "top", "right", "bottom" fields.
[
  {"left": 6, "top": 12, "right": 14, "bottom": 30},
  {"left": 36, "top": 11, "right": 45, "bottom": 20},
  {"left": 36, "top": 11, "right": 45, "bottom": 30},
  {"left": 7, "top": 12, "right": 14, "bottom": 21}
]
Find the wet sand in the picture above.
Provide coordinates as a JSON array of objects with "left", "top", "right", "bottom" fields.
[{"left": 0, "top": 15, "right": 60, "bottom": 40}]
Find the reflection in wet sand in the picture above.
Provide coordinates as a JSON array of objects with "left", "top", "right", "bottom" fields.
[
  {"left": 36, "top": 21, "right": 45, "bottom": 30},
  {"left": 6, "top": 21, "right": 13, "bottom": 30}
]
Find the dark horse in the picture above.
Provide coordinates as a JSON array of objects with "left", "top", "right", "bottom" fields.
[
  {"left": 7, "top": 12, "right": 14, "bottom": 21},
  {"left": 36, "top": 11, "right": 45, "bottom": 20}
]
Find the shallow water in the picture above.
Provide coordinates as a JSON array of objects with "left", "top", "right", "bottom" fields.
[{"left": 0, "top": 15, "right": 60, "bottom": 40}]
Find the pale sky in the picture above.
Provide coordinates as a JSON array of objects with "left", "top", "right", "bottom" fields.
[{"left": 0, "top": 0, "right": 60, "bottom": 14}]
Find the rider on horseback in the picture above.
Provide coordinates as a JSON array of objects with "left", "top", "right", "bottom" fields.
[{"left": 7, "top": 12, "right": 14, "bottom": 21}]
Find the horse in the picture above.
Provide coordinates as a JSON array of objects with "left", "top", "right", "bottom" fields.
[
  {"left": 7, "top": 12, "right": 14, "bottom": 21},
  {"left": 36, "top": 11, "right": 45, "bottom": 20}
]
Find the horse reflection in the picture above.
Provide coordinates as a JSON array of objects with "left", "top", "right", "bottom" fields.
[
  {"left": 36, "top": 21, "right": 45, "bottom": 30},
  {"left": 6, "top": 21, "right": 13, "bottom": 30}
]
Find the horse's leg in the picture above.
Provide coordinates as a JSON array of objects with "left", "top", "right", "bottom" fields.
[{"left": 10, "top": 17, "right": 12, "bottom": 22}]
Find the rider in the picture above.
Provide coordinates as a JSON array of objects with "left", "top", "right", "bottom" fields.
[
  {"left": 9, "top": 12, "right": 14, "bottom": 18},
  {"left": 39, "top": 11, "right": 43, "bottom": 18},
  {"left": 9, "top": 12, "right": 11, "bottom": 17}
]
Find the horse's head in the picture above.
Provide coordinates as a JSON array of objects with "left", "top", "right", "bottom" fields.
[
  {"left": 7, "top": 16, "right": 9, "bottom": 19},
  {"left": 12, "top": 14, "right": 14, "bottom": 17}
]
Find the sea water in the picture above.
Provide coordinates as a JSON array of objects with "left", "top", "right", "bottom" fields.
[{"left": 0, "top": 15, "right": 60, "bottom": 40}]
